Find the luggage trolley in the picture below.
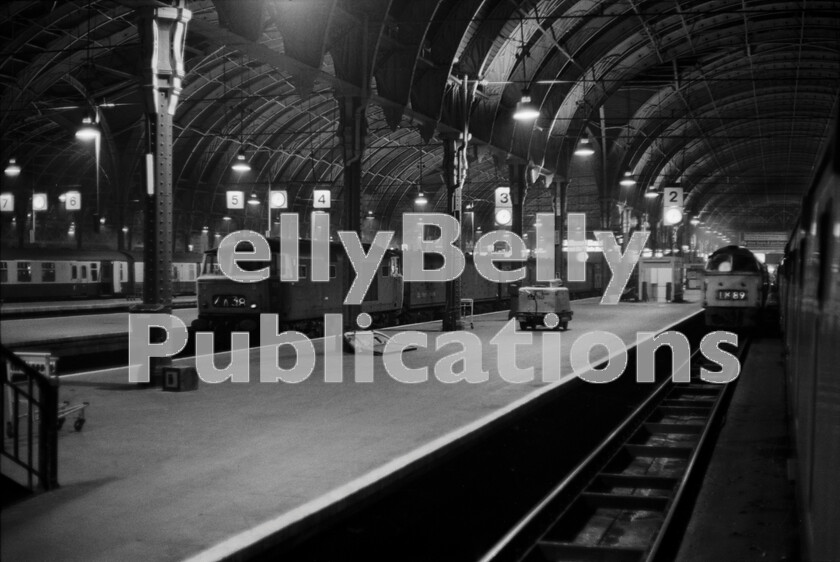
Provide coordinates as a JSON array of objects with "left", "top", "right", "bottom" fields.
[{"left": 460, "top": 298, "right": 474, "bottom": 329}]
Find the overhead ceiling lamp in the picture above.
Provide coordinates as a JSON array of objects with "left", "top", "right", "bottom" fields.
[
  {"left": 4, "top": 158, "right": 21, "bottom": 176},
  {"left": 690, "top": 217, "right": 701, "bottom": 225},
  {"left": 619, "top": 170, "right": 636, "bottom": 187},
  {"left": 644, "top": 190, "right": 659, "bottom": 198},
  {"left": 513, "top": 91, "right": 540, "bottom": 121},
  {"left": 415, "top": 191, "right": 428, "bottom": 206},
  {"left": 231, "top": 151, "right": 251, "bottom": 172},
  {"left": 574, "top": 135, "right": 595, "bottom": 156},
  {"left": 247, "top": 191, "right": 260, "bottom": 205},
  {"left": 75, "top": 116, "right": 100, "bottom": 141}
]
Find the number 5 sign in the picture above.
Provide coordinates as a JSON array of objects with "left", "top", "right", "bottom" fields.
[{"left": 226, "top": 190, "right": 244, "bottom": 209}]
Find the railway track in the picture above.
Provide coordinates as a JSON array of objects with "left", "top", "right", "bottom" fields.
[
  {"left": 481, "top": 339, "right": 749, "bottom": 562},
  {"left": 198, "top": 313, "right": 748, "bottom": 562}
]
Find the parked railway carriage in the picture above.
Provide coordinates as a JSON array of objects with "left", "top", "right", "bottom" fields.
[
  {"left": 0, "top": 247, "right": 202, "bottom": 302},
  {"left": 777, "top": 110, "right": 839, "bottom": 562},
  {"left": 0, "top": 248, "right": 126, "bottom": 300},
  {"left": 126, "top": 251, "right": 201, "bottom": 296},
  {"left": 702, "top": 245, "right": 769, "bottom": 328}
]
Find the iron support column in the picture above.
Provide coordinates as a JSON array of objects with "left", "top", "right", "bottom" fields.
[
  {"left": 441, "top": 133, "right": 464, "bottom": 331},
  {"left": 338, "top": 95, "right": 367, "bottom": 334},
  {"left": 134, "top": 1, "right": 191, "bottom": 382},
  {"left": 507, "top": 161, "right": 528, "bottom": 316}
]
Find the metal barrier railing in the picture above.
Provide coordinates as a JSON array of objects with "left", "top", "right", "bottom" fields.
[{"left": 1, "top": 345, "right": 59, "bottom": 491}]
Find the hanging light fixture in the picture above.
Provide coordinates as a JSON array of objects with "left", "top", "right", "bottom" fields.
[
  {"left": 232, "top": 151, "right": 251, "bottom": 172},
  {"left": 415, "top": 154, "right": 427, "bottom": 206},
  {"left": 247, "top": 191, "right": 260, "bottom": 205},
  {"left": 619, "top": 170, "right": 636, "bottom": 187},
  {"left": 574, "top": 135, "right": 595, "bottom": 156},
  {"left": 644, "top": 190, "right": 659, "bottom": 198},
  {"left": 4, "top": 158, "right": 21, "bottom": 176},
  {"left": 513, "top": 91, "right": 539, "bottom": 121},
  {"left": 690, "top": 217, "right": 701, "bottom": 226},
  {"left": 512, "top": 16, "right": 539, "bottom": 122},
  {"left": 75, "top": 115, "right": 100, "bottom": 141}
]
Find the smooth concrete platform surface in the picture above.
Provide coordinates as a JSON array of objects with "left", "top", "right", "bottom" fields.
[
  {"left": 1, "top": 308, "right": 198, "bottom": 348},
  {"left": 676, "top": 337, "right": 798, "bottom": 562},
  {"left": 2, "top": 301, "right": 700, "bottom": 561}
]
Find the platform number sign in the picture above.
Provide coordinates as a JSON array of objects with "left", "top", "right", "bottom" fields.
[
  {"left": 0, "top": 193, "right": 13, "bottom": 212},
  {"left": 226, "top": 190, "right": 244, "bottom": 209},
  {"left": 65, "top": 190, "right": 81, "bottom": 211},
  {"left": 663, "top": 187, "right": 684, "bottom": 226},
  {"left": 313, "top": 189, "right": 331, "bottom": 209},
  {"left": 494, "top": 186, "right": 513, "bottom": 226},
  {"left": 269, "top": 190, "right": 288, "bottom": 209}
]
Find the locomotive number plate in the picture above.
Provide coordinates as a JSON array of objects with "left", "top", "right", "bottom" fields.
[
  {"left": 717, "top": 290, "right": 748, "bottom": 301},
  {"left": 213, "top": 295, "right": 247, "bottom": 308}
]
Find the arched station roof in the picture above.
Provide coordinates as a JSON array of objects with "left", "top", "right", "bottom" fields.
[{"left": 1, "top": 0, "right": 838, "bottom": 245}]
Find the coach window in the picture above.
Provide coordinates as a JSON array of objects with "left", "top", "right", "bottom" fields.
[
  {"left": 17, "top": 262, "right": 32, "bottom": 282},
  {"left": 329, "top": 264, "right": 336, "bottom": 279},
  {"left": 299, "top": 264, "right": 307, "bottom": 279},
  {"left": 72, "top": 264, "right": 78, "bottom": 280},
  {"left": 0, "top": 262, "right": 7, "bottom": 282},
  {"left": 43, "top": 262, "right": 56, "bottom": 282},
  {"left": 91, "top": 263, "right": 99, "bottom": 281},
  {"left": 81, "top": 265, "right": 88, "bottom": 280}
]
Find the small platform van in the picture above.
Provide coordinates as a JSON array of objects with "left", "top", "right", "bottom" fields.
[{"left": 516, "top": 280, "right": 573, "bottom": 330}]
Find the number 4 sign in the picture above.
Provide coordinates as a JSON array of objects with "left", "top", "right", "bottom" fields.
[{"left": 313, "top": 189, "right": 331, "bottom": 209}]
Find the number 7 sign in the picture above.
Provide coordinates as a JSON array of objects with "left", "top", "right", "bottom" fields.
[{"left": 0, "top": 193, "right": 13, "bottom": 212}]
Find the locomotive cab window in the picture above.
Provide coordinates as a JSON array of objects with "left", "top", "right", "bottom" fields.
[
  {"left": 200, "top": 254, "right": 222, "bottom": 275},
  {"left": 17, "top": 262, "right": 32, "bottom": 282}
]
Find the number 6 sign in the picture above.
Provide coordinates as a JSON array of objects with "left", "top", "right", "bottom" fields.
[{"left": 65, "top": 190, "right": 81, "bottom": 210}]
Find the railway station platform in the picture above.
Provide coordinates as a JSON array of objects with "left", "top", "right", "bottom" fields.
[
  {"left": 0, "top": 295, "right": 196, "bottom": 318},
  {"left": 1, "top": 308, "right": 198, "bottom": 356},
  {"left": 2, "top": 300, "right": 700, "bottom": 561},
  {"left": 676, "top": 336, "right": 798, "bottom": 561}
]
